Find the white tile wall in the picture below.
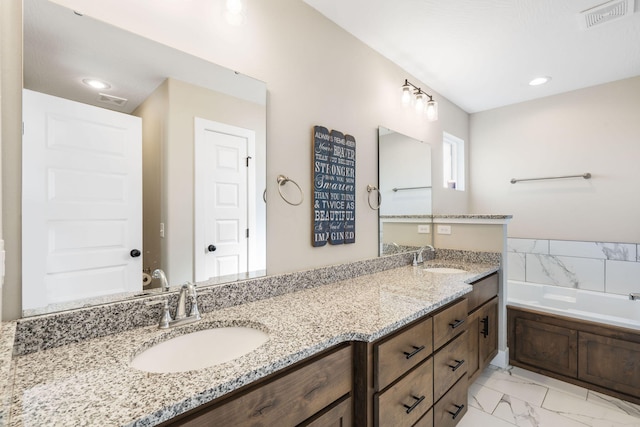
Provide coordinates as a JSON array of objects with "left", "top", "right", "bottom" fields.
[
  {"left": 508, "top": 238, "right": 639, "bottom": 296},
  {"left": 605, "top": 260, "right": 640, "bottom": 295},
  {"left": 525, "top": 253, "right": 605, "bottom": 292}
]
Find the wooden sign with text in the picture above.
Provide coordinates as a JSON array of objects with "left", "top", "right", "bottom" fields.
[{"left": 313, "top": 125, "right": 356, "bottom": 247}]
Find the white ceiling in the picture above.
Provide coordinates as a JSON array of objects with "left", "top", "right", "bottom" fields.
[{"left": 303, "top": 0, "right": 640, "bottom": 113}]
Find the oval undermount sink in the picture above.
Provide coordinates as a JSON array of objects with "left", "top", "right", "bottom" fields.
[
  {"left": 130, "top": 326, "right": 269, "bottom": 373},
  {"left": 424, "top": 267, "right": 467, "bottom": 274}
]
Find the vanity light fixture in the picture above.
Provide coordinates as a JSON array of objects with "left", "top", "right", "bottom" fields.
[
  {"left": 529, "top": 76, "right": 552, "bottom": 86},
  {"left": 82, "top": 78, "right": 111, "bottom": 90},
  {"left": 401, "top": 79, "right": 438, "bottom": 121}
]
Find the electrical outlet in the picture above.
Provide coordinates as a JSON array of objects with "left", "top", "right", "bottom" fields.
[
  {"left": 418, "top": 224, "right": 430, "bottom": 234},
  {"left": 437, "top": 225, "right": 452, "bottom": 235}
]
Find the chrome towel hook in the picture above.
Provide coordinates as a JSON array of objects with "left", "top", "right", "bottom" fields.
[
  {"left": 277, "top": 175, "right": 304, "bottom": 206},
  {"left": 367, "top": 184, "right": 381, "bottom": 210}
]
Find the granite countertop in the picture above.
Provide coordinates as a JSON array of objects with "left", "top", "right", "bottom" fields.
[{"left": 5, "top": 261, "right": 498, "bottom": 426}]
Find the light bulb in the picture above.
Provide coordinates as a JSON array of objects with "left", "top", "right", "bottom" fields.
[
  {"left": 414, "top": 92, "right": 425, "bottom": 113},
  {"left": 401, "top": 84, "right": 412, "bottom": 105},
  {"left": 426, "top": 99, "right": 438, "bottom": 121},
  {"left": 82, "top": 78, "right": 110, "bottom": 90}
]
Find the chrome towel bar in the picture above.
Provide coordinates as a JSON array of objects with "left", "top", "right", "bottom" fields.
[
  {"left": 392, "top": 186, "right": 432, "bottom": 192},
  {"left": 510, "top": 173, "right": 591, "bottom": 184}
]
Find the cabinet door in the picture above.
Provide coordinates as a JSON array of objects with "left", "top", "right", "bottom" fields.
[
  {"left": 466, "top": 310, "right": 480, "bottom": 382},
  {"left": 513, "top": 316, "right": 577, "bottom": 377},
  {"left": 578, "top": 332, "right": 640, "bottom": 397},
  {"left": 301, "top": 396, "right": 352, "bottom": 427},
  {"left": 478, "top": 297, "right": 499, "bottom": 370},
  {"left": 171, "top": 345, "right": 352, "bottom": 426}
]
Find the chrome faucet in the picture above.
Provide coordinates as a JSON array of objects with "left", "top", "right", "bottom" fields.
[
  {"left": 629, "top": 293, "right": 640, "bottom": 301},
  {"left": 417, "top": 245, "right": 435, "bottom": 263},
  {"left": 151, "top": 268, "right": 169, "bottom": 291},
  {"left": 148, "top": 282, "right": 201, "bottom": 329}
]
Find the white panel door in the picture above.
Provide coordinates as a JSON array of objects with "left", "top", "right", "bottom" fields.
[
  {"left": 194, "top": 118, "right": 255, "bottom": 282},
  {"left": 22, "top": 89, "right": 142, "bottom": 310}
]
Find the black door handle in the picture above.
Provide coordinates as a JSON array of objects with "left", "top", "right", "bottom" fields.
[
  {"left": 207, "top": 244, "right": 217, "bottom": 252},
  {"left": 130, "top": 249, "right": 141, "bottom": 258}
]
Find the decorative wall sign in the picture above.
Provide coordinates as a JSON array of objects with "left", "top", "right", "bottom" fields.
[{"left": 312, "top": 125, "right": 356, "bottom": 246}]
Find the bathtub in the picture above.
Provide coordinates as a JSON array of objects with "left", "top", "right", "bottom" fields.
[{"left": 507, "top": 280, "right": 640, "bottom": 331}]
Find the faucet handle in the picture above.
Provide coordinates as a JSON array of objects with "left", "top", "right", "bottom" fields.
[
  {"left": 145, "top": 299, "right": 172, "bottom": 329},
  {"left": 185, "top": 282, "right": 202, "bottom": 320}
]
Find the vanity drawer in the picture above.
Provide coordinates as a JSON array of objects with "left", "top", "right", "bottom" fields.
[
  {"left": 433, "top": 375, "right": 468, "bottom": 427},
  {"left": 173, "top": 344, "right": 352, "bottom": 426},
  {"left": 434, "top": 330, "right": 468, "bottom": 401},
  {"left": 375, "top": 316, "right": 433, "bottom": 390},
  {"left": 467, "top": 273, "right": 498, "bottom": 313},
  {"left": 376, "top": 357, "right": 434, "bottom": 427},
  {"left": 433, "top": 299, "right": 468, "bottom": 350},
  {"left": 413, "top": 408, "right": 434, "bottom": 427}
]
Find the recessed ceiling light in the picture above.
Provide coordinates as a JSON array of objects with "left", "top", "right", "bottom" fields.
[
  {"left": 82, "top": 78, "right": 111, "bottom": 90},
  {"left": 529, "top": 76, "right": 551, "bottom": 86}
]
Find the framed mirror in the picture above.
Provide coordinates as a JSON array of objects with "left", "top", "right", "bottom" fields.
[
  {"left": 21, "top": 0, "right": 267, "bottom": 316},
  {"left": 378, "top": 127, "right": 432, "bottom": 255}
]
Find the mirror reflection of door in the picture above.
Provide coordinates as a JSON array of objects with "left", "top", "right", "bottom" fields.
[
  {"left": 22, "top": 89, "right": 142, "bottom": 311},
  {"left": 194, "top": 118, "right": 256, "bottom": 282}
]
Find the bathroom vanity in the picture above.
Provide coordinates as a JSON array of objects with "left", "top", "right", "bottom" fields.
[{"left": 2, "top": 256, "right": 500, "bottom": 426}]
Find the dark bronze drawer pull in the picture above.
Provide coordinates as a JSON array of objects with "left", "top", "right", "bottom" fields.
[
  {"left": 448, "top": 403, "right": 465, "bottom": 419},
  {"left": 403, "top": 345, "right": 425, "bottom": 360},
  {"left": 449, "top": 319, "right": 465, "bottom": 329},
  {"left": 403, "top": 395, "right": 425, "bottom": 414},
  {"left": 448, "top": 359, "right": 465, "bottom": 371},
  {"left": 480, "top": 316, "right": 489, "bottom": 338}
]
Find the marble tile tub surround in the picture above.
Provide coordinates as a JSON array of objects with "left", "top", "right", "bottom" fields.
[
  {"left": 7, "top": 263, "right": 498, "bottom": 426},
  {"left": 508, "top": 238, "right": 640, "bottom": 295},
  {"left": 12, "top": 248, "right": 498, "bottom": 356}
]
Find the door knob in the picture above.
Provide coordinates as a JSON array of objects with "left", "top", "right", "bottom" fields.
[
  {"left": 130, "top": 249, "right": 141, "bottom": 258},
  {"left": 207, "top": 244, "right": 217, "bottom": 252}
]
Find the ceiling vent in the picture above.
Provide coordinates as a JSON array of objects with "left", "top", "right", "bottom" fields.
[
  {"left": 580, "top": 0, "right": 635, "bottom": 29},
  {"left": 97, "top": 93, "right": 128, "bottom": 107}
]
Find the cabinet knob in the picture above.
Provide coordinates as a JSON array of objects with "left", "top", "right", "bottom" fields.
[
  {"left": 130, "top": 249, "right": 141, "bottom": 258},
  {"left": 207, "top": 244, "right": 217, "bottom": 252}
]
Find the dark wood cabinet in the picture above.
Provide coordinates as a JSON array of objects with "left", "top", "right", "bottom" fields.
[
  {"left": 466, "top": 273, "right": 499, "bottom": 383},
  {"left": 162, "top": 344, "right": 353, "bottom": 426},
  {"left": 578, "top": 332, "right": 640, "bottom": 398},
  {"left": 508, "top": 306, "right": 640, "bottom": 405},
  {"left": 301, "top": 395, "right": 353, "bottom": 427},
  {"left": 513, "top": 315, "right": 578, "bottom": 377},
  {"left": 358, "top": 297, "right": 469, "bottom": 427}
]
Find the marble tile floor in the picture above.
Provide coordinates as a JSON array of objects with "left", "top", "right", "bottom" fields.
[{"left": 459, "top": 365, "right": 640, "bottom": 427}]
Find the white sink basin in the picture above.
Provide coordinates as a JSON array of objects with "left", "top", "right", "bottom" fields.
[
  {"left": 130, "top": 326, "right": 269, "bottom": 373},
  {"left": 424, "top": 267, "right": 467, "bottom": 274}
]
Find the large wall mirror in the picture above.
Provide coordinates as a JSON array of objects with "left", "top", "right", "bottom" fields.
[
  {"left": 22, "top": 0, "right": 267, "bottom": 316},
  {"left": 378, "top": 127, "right": 432, "bottom": 255}
]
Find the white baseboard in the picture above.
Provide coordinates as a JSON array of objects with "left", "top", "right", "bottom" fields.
[{"left": 489, "top": 348, "right": 509, "bottom": 369}]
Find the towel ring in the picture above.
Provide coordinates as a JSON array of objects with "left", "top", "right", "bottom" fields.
[
  {"left": 277, "top": 175, "right": 304, "bottom": 206},
  {"left": 367, "top": 184, "right": 381, "bottom": 210}
]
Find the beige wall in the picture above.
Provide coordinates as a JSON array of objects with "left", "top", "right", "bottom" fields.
[
  {"left": 133, "top": 80, "right": 169, "bottom": 276},
  {"left": 381, "top": 222, "right": 432, "bottom": 248},
  {"left": 165, "top": 78, "right": 267, "bottom": 284},
  {"left": 1, "top": 0, "right": 23, "bottom": 320},
  {"left": 469, "top": 76, "right": 640, "bottom": 243},
  {"left": 433, "top": 223, "right": 505, "bottom": 253},
  {"left": 1, "top": 0, "right": 470, "bottom": 319}
]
